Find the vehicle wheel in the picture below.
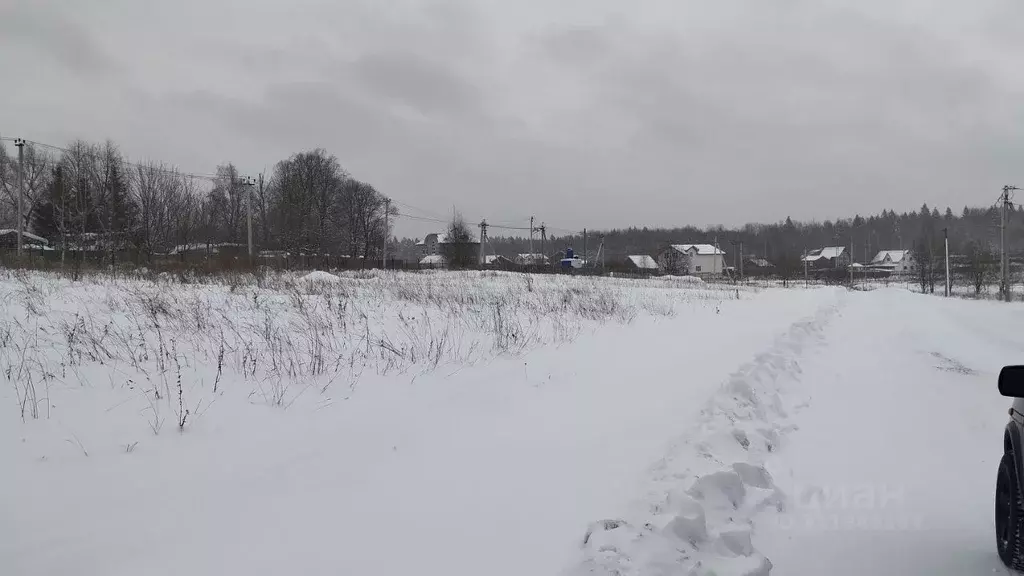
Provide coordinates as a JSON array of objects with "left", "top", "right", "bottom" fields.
[{"left": 996, "top": 452, "right": 1024, "bottom": 570}]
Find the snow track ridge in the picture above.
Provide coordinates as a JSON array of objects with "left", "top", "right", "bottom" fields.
[{"left": 567, "top": 293, "right": 843, "bottom": 576}]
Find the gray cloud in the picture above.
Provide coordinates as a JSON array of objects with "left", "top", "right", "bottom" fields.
[
  {"left": 0, "top": 3, "right": 116, "bottom": 74},
  {"left": 351, "top": 52, "right": 483, "bottom": 117},
  {"left": 3, "top": 0, "right": 1024, "bottom": 236}
]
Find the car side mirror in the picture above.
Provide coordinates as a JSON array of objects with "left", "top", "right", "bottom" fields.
[{"left": 999, "top": 366, "right": 1024, "bottom": 397}]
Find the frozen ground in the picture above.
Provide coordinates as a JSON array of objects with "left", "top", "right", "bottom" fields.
[
  {"left": 754, "top": 289, "right": 1018, "bottom": 576},
  {"left": 0, "top": 270, "right": 1018, "bottom": 575}
]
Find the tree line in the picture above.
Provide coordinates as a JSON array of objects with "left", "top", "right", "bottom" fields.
[
  {"left": 0, "top": 140, "right": 394, "bottom": 263},
  {"left": 2, "top": 137, "right": 1014, "bottom": 287},
  {"left": 463, "top": 204, "right": 1010, "bottom": 275}
]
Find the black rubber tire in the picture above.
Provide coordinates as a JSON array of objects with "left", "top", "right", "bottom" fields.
[{"left": 996, "top": 451, "right": 1024, "bottom": 570}]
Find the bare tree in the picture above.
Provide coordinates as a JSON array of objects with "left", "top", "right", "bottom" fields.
[
  {"left": 170, "top": 176, "right": 203, "bottom": 260},
  {"left": 776, "top": 250, "right": 802, "bottom": 287},
  {"left": 914, "top": 237, "right": 943, "bottom": 294},
  {"left": 90, "top": 141, "right": 137, "bottom": 265},
  {"left": 965, "top": 240, "right": 997, "bottom": 295},
  {"left": 207, "top": 163, "right": 243, "bottom": 244},
  {"left": 335, "top": 179, "right": 390, "bottom": 264},
  {"left": 0, "top": 142, "right": 53, "bottom": 233},
  {"left": 268, "top": 150, "right": 351, "bottom": 260},
  {"left": 132, "top": 162, "right": 183, "bottom": 260},
  {"left": 443, "top": 212, "right": 476, "bottom": 269}
]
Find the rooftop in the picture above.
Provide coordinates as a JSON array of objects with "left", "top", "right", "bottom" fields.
[
  {"left": 0, "top": 229, "right": 48, "bottom": 245},
  {"left": 626, "top": 255, "right": 659, "bottom": 269},
  {"left": 802, "top": 246, "right": 846, "bottom": 261},
  {"left": 871, "top": 250, "right": 910, "bottom": 264},
  {"left": 670, "top": 244, "right": 725, "bottom": 256}
]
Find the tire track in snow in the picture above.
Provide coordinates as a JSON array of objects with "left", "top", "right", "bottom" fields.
[{"left": 566, "top": 291, "right": 845, "bottom": 576}]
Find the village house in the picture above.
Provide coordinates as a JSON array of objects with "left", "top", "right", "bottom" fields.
[
  {"left": 869, "top": 250, "right": 915, "bottom": 275},
  {"left": 416, "top": 233, "right": 448, "bottom": 258},
  {"left": 0, "top": 229, "right": 49, "bottom": 250},
  {"left": 416, "top": 232, "right": 481, "bottom": 267},
  {"left": 657, "top": 244, "right": 727, "bottom": 276},
  {"left": 801, "top": 246, "right": 851, "bottom": 269}
]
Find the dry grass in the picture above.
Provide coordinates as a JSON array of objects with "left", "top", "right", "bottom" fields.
[{"left": 0, "top": 268, "right": 750, "bottom": 422}]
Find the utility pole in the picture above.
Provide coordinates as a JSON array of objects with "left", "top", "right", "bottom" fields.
[
  {"left": 14, "top": 138, "right": 25, "bottom": 259},
  {"left": 849, "top": 235, "right": 854, "bottom": 286},
  {"left": 241, "top": 176, "right": 255, "bottom": 264},
  {"left": 529, "top": 216, "right": 534, "bottom": 259},
  {"left": 583, "top": 228, "right": 588, "bottom": 268},
  {"left": 479, "top": 219, "right": 487, "bottom": 267},
  {"left": 943, "top": 227, "right": 950, "bottom": 297},
  {"left": 540, "top": 223, "right": 547, "bottom": 267},
  {"left": 803, "top": 246, "right": 808, "bottom": 287},
  {"left": 247, "top": 179, "right": 254, "bottom": 263},
  {"left": 1002, "top": 186, "right": 1019, "bottom": 302},
  {"left": 834, "top": 235, "right": 839, "bottom": 272},
  {"left": 739, "top": 241, "right": 744, "bottom": 280},
  {"left": 714, "top": 235, "right": 719, "bottom": 275},
  {"left": 257, "top": 172, "right": 266, "bottom": 247},
  {"left": 383, "top": 197, "right": 390, "bottom": 269},
  {"left": 1002, "top": 187, "right": 1007, "bottom": 301}
]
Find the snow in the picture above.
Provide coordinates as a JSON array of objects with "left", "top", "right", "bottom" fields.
[
  {"left": 169, "top": 242, "right": 246, "bottom": 254},
  {"left": 627, "top": 255, "right": 659, "bottom": 269},
  {"left": 569, "top": 286, "right": 1020, "bottom": 575},
  {"left": 671, "top": 244, "right": 725, "bottom": 256},
  {"left": 664, "top": 274, "right": 706, "bottom": 284},
  {"left": 420, "top": 254, "right": 446, "bottom": 266},
  {"left": 2, "top": 272, "right": 1019, "bottom": 576},
  {"left": 753, "top": 289, "right": 1016, "bottom": 575},
  {"left": 300, "top": 270, "right": 341, "bottom": 282}
]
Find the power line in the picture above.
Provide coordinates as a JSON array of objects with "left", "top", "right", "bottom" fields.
[
  {"left": 0, "top": 136, "right": 221, "bottom": 182},
  {"left": 390, "top": 199, "right": 449, "bottom": 221},
  {"left": 393, "top": 213, "right": 449, "bottom": 225}
]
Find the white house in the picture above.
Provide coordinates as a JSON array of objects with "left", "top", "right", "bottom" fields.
[
  {"left": 870, "top": 250, "right": 915, "bottom": 274},
  {"left": 416, "top": 233, "right": 449, "bottom": 258},
  {"left": 802, "top": 246, "right": 851, "bottom": 269},
  {"left": 658, "top": 244, "right": 726, "bottom": 276}
]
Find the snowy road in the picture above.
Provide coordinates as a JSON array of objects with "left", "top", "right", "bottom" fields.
[
  {"left": 6, "top": 278, "right": 1024, "bottom": 576},
  {"left": 757, "top": 290, "right": 1019, "bottom": 575}
]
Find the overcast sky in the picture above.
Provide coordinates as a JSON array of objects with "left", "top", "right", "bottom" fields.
[{"left": 2, "top": 0, "right": 1023, "bottom": 237}]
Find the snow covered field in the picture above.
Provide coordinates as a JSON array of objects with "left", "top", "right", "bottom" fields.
[{"left": 1, "top": 269, "right": 1019, "bottom": 575}]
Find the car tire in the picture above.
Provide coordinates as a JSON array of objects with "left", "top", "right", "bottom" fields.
[{"left": 997, "top": 451, "right": 1024, "bottom": 570}]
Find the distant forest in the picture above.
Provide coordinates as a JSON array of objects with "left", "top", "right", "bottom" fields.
[{"left": 397, "top": 203, "right": 1014, "bottom": 273}]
